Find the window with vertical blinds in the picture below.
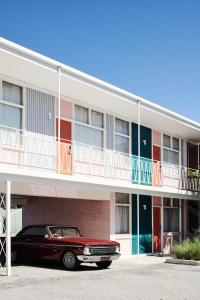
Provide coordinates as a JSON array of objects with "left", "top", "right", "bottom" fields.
[
  {"left": 115, "top": 118, "right": 130, "bottom": 154},
  {"left": 75, "top": 105, "right": 104, "bottom": 148},
  {"left": 115, "top": 193, "right": 130, "bottom": 234}
]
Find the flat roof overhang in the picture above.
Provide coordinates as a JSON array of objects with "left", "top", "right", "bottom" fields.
[
  {"left": 0, "top": 170, "right": 200, "bottom": 201},
  {"left": 0, "top": 37, "right": 200, "bottom": 141}
]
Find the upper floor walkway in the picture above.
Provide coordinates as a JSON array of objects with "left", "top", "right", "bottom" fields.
[{"left": 0, "top": 125, "right": 200, "bottom": 197}]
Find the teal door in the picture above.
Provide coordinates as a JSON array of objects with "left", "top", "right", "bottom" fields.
[
  {"left": 132, "top": 194, "right": 138, "bottom": 254},
  {"left": 131, "top": 124, "right": 152, "bottom": 185},
  {"left": 139, "top": 195, "right": 152, "bottom": 254}
]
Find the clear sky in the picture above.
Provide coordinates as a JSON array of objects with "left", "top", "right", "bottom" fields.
[{"left": 0, "top": 0, "right": 199, "bottom": 122}]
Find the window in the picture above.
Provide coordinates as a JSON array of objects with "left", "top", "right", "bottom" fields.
[
  {"left": 91, "top": 110, "right": 104, "bottom": 128},
  {"left": 2, "top": 81, "right": 22, "bottom": 105},
  {"left": 75, "top": 105, "right": 89, "bottom": 124},
  {"left": 115, "top": 193, "right": 130, "bottom": 234},
  {"left": 163, "top": 134, "right": 180, "bottom": 166},
  {"left": 0, "top": 81, "right": 23, "bottom": 129},
  {"left": 21, "top": 227, "right": 47, "bottom": 237},
  {"left": 74, "top": 105, "right": 104, "bottom": 148},
  {"left": 115, "top": 118, "right": 130, "bottom": 154},
  {"left": 163, "top": 198, "right": 180, "bottom": 232},
  {"left": 49, "top": 226, "right": 81, "bottom": 237},
  {"left": 115, "top": 118, "right": 129, "bottom": 136}
]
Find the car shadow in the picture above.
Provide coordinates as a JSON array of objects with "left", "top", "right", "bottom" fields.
[{"left": 12, "top": 259, "right": 103, "bottom": 272}]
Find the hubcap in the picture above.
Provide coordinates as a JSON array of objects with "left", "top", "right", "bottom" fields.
[{"left": 63, "top": 252, "right": 76, "bottom": 269}]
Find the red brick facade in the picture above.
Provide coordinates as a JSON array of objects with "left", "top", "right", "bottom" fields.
[{"left": 23, "top": 197, "right": 110, "bottom": 240}]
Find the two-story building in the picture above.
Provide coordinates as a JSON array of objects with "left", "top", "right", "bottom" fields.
[{"left": 0, "top": 37, "right": 200, "bottom": 275}]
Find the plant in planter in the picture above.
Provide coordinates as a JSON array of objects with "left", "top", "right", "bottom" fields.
[
  {"left": 187, "top": 169, "right": 200, "bottom": 191},
  {"left": 172, "top": 238, "right": 200, "bottom": 261}
]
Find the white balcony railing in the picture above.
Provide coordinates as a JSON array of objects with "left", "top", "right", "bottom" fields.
[{"left": 0, "top": 125, "right": 199, "bottom": 192}]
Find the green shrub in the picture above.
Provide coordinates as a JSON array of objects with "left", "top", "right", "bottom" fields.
[{"left": 172, "top": 238, "right": 200, "bottom": 260}]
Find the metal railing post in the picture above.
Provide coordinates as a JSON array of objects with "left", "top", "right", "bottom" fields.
[
  {"left": 57, "top": 66, "right": 61, "bottom": 174},
  {"left": 6, "top": 180, "right": 11, "bottom": 276}
]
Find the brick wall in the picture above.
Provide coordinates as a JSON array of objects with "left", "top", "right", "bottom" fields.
[{"left": 23, "top": 197, "right": 110, "bottom": 240}]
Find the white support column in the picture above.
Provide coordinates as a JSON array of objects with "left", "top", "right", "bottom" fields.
[
  {"left": 57, "top": 66, "right": 61, "bottom": 174},
  {"left": 137, "top": 193, "right": 139, "bottom": 254},
  {"left": 137, "top": 101, "right": 141, "bottom": 185},
  {"left": 6, "top": 180, "right": 11, "bottom": 276}
]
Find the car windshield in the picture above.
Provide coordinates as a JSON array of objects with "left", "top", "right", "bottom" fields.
[{"left": 48, "top": 226, "right": 82, "bottom": 238}]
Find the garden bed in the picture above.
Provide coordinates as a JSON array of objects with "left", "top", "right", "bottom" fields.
[{"left": 165, "top": 238, "right": 200, "bottom": 266}]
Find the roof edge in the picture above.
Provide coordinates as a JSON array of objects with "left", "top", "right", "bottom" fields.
[{"left": 0, "top": 36, "right": 200, "bottom": 131}]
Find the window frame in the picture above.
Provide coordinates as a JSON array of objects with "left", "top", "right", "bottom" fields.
[
  {"left": 163, "top": 197, "right": 181, "bottom": 233},
  {"left": 162, "top": 133, "right": 180, "bottom": 166},
  {"left": 74, "top": 104, "right": 105, "bottom": 149},
  {"left": 114, "top": 117, "right": 130, "bottom": 155},
  {"left": 115, "top": 193, "right": 131, "bottom": 235},
  {"left": 0, "top": 79, "right": 25, "bottom": 131}
]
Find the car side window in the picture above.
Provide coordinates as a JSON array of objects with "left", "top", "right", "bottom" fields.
[{"left": 21, "top": 227, "right": 47, "bottom": 237}]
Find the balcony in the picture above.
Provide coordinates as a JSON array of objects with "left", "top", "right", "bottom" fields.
[{"left": 0, "top": 125, "right": 199, "bottom": 192}]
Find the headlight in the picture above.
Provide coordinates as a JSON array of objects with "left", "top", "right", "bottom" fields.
[
  {"left": 83, "top": 246, "right": 91, "bottom": 255},
  {"left": 116, "top": 246, "right": 120, "bottom": 253}
]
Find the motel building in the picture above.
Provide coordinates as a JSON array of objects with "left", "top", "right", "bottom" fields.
[{"left": 0, "top": 37, "right": 200, "bottom": 276}]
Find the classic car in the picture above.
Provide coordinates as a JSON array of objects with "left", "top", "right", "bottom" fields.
[{"left": 11, "top": 225, "right": 120, "bottom": 270}]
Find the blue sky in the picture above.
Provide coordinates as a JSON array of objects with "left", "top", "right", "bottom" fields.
[{"left": 0, "top": 0, "right": 200, "bottom": 122}]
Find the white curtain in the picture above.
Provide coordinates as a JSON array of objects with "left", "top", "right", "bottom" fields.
[
  {"left": 75, "top": 105, "right": 88, "bottom": 124},
  {"left": 163, "top": 149, "right": 179, "bottom": 165},
  {"left": 0, "top": 103, "right": 22, "bottom": 129},
  {"left": 115, "top": 118, "right": 129, "bottom": 135},
  {"left": 75, "top": 124, "right": 103, "bottom": 148},
  {"left": 115, "top": 206, "right": 129, "bottom": 234},
  {"left": 91, "top": 110, "right": 103, "bottom": 128},
  {"left": 115, "top": 135, "right": 129, "bottom": 154},
  {"left": 2, "top": 81, "right": 22, "bottom": 105}
]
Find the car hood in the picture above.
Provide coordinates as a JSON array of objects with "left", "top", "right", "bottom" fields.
[{"left": 50, "top": 237, "right": 119, "bottom": 247}]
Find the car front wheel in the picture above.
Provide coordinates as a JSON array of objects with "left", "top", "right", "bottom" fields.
[
  {"left": 96, "top": 261, "right": 112, "bottom": 269},
  {"left": 62, "top": 252, "right": 80, "bottom": 270}
]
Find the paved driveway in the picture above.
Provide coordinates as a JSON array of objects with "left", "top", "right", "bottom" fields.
[{"left": 1, "top": 256, "right": 200, "bottom": 300}]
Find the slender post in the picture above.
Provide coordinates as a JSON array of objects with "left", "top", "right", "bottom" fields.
[
  {"left": 137, "top": 101, "right": 141, "bottom": 184},
  {"left": 6, "top": 180, "right": 11, "bottom": 276},
  {"left": 137, "top": 193, "right": 140, "bottom": 254},
  {"left": 57, "top": 66, "right": 61, "bottom": 174}
]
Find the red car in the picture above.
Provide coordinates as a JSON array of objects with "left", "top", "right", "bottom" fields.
[{"left": 11, "top": 225, "right": 120, "bottom": 270}]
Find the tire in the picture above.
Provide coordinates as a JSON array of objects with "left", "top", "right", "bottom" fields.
[
  {"left": 11, "top": 250, "right": 18, "bottom": 263},
  {"left": 96, "top": 261, "right": 112, "bottom": 269},
  {"left": 62, "top": 251, "right": 80, "bottom": 270}
]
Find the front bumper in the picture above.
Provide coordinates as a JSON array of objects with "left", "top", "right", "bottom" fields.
[{"left": 77, "top": 253, "right": 121, "bottom": 263}]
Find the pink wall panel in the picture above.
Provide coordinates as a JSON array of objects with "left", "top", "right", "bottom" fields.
[
  {"left": 153, "top": 131, "right": 162, "bottom": 145},
  {"left": 23, "top": 197, "right": 110, "bottom": 240},
  {"left": 56, "top": 99, "right": 72, "bottom": 120}
]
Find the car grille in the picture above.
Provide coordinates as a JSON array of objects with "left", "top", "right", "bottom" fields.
[{"left": 89, "top": 246, "right": 116, "bottom": 255}]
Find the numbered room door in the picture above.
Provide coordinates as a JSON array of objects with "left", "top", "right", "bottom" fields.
[
  {"left": 56, "top": 119, "right": 72, "bottom": 174},
  {"left": 139, "top": 195, "right": 152, "bottom": 254},
  {"left": 153, "top": 207, "right": 161, "bottom": 253}
]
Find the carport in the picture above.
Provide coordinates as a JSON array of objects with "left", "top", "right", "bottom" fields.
[{"left": 1, "top": 169, "right": 200, "bottom": 276}]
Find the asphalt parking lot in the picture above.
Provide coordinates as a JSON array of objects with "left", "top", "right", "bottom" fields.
[{"left": 1, "top": 256, "right": 200, "bottom": 300}]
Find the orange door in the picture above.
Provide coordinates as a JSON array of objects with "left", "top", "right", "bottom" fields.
[
  {"left": 153, "top": 207, "right": 161, "bottom": 253},
  {"left": 153, "top": 145, "right": 161, "bottom": 186},
  {"left": 56, "top": 119, "right": 72, "bottom": 175}
]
